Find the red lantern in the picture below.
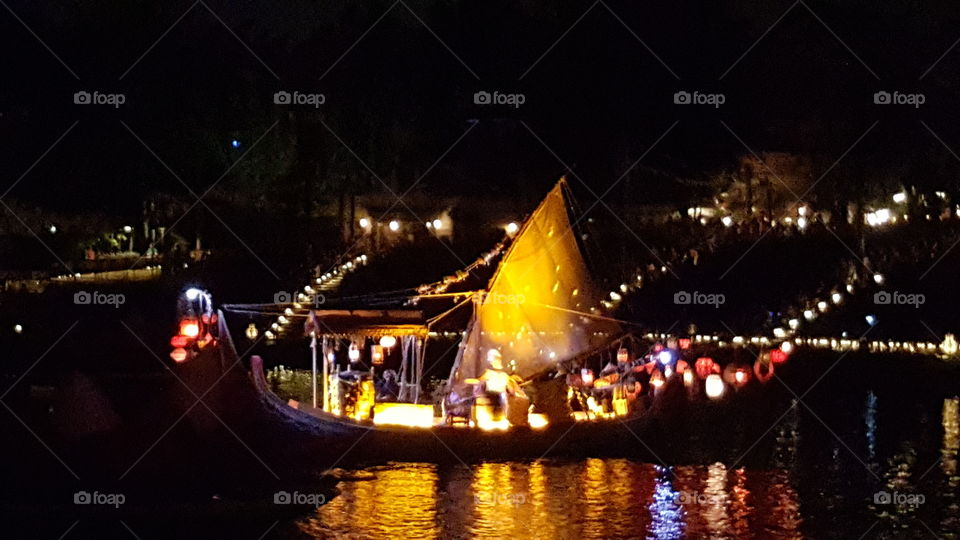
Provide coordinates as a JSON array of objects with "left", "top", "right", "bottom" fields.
[
  {"left": 754, "top": 358, "right": 775, "bottom": 382},
  {"left": 676, "top": 359, "right": 689, "bottom": 373},
  {"left": 170, "top": 335, "right": 191, "bottom": 348},
  {"left": 170, "top": 347, "right": 189, "bottom": 363},
  {"left": 770, "top": 349, "right": 789, "bottom": 364},
  {"left": 678, "top": 338, "right": 691, "bottom": 350},
  {"left": 695, "top": 357, "right": 717, "bottom": 379},
  {"left": 179, "top": 319, "right": 200, "bottom": 338}
]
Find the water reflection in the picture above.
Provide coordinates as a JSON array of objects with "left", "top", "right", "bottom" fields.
[
  {"left": 298, "top": 460, "right": 807, "bottom": 539},
  {"left": 293, "top": 395, "right": 960, "bottom": 539}
]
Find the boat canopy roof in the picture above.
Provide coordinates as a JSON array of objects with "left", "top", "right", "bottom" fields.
[{"left": 307, "top": 309, "right": 428, "bottom": 338}]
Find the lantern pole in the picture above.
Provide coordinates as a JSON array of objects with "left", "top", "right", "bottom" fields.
[{"left": 310, "top": 331, "right": 318, "bottom": 408}]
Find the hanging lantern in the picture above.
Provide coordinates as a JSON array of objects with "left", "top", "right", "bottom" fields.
[
  {"left": 580, "top": 368, "right": 594, "bottom": 386},
  {"left": 245, "top": 323, "right": 258, "bottom": 340},
  {"left": 380, "top": 335, "right": 397, "bottom": 349},
  {"left": 678, "top": 338, "right": 691, "bottom": 350},
  {"left": 754, "top": 357, "right": 775, "bottom": 382},
  {"left": 695, "top": 357, "right": 717, "bottom": 379},
  {"left": 705, "top": 374, "right": 725, "bottom": 399},
  {"left": 348, "top": 343, "right": 361, "bottom": 361},
  {"left": 770, "top": 349, "right": 789, "bottom": 364},
  {"left": 179, "top": 319, "right": 200, "bottom": 338},
  {"left": 371, "top": 344, "right": 384, "bottom": 365},
  {"left": 170, "top": 348, "right": 189, "bottom": 363}
]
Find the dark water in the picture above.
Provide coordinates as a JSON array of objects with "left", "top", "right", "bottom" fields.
[{"left": 292, "top": 394, "right": 958, "bottom": 539}]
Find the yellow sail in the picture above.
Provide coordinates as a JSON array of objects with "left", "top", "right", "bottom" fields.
[{"left": 457, "top": 179, "right": 619, "bottom": 381}]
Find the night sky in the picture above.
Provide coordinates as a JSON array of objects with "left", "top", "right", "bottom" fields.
[{"left": 3, "top": 0, "right": 960, "bottom": 218}]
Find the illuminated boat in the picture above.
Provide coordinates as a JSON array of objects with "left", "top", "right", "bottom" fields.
[{"left": 210, "top": 179, "right": 710, "bottom": 460}]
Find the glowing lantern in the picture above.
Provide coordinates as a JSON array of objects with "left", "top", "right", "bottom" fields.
[
  {"left": 942, "top": 334, "right": 959, "bottom": 356},
  {"left": 170, "top": 335, "right": 191, "bottom": 348},
  {"left": 170, "top": 348, "right": 188, "bottom": 363},
  {"left": 179, "top": 319, "right": 200, "bottom": 338},
  {"left": 678, "top": 338, "right": 691, "bottom": 350},
  {"left": 650, "top": 370, "right": 665, "bottom": 389},
  {"left": 780, "top": 341, "right": 794, "bottom": 354},
  {"left": 348, "top": 343, "right": 361, "bottom": 361},
  {"left": 505, "top": 222, "right": 519, "bottom": 235},
  {"left": 581, "top": 369, "right": 594, "bottom": 386},
  {"left": 245, "top": 323, "right": 258, "bottom": 340},
  {"left": 683, "top": 370, "right": 694, "bottom": 386},
  {"left": 658, "top": 350, "right": 673, "bottom": 365},
  {"left": 770, "top": 349, "right": 789, "bottom": 363},
  {"left": 695, "top": 357, "right": 717, "bottom": 379},
  {"left": 734, "top": 368, "right": 749, "bottom": 386},
  {"left": 379, "top": 335, "right": 397, "bottom": 349},
  {"left": 388, "top": 220, "right": 400, "bottom": 232},
  {"left": 754, "top": 357, "right": 774, "bottom": 382},
  {"left": 705, "top": 374, "right": 725, "bottom": 399},
  {"left": 371, "top": 345, "right": 384, "bottom": 365}
]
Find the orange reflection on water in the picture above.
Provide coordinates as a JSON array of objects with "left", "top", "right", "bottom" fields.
[{"left": 299, "top": 460, "right": 804, "bottom": 539}]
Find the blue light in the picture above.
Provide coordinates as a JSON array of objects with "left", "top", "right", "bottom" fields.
[
  {"left": 658, "top": 350, "right": 673, "bottom": 365},
  {"left": 231, "top": 139, "right": 240, "bottom": 148},
  {"left": 865, "top": 315, "right": 877, "bottom": 326}
]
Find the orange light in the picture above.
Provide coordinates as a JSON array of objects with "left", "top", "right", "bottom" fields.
[
  {"left": 179, "top": 320, "right": 200, "bottom": 338},
  {"left": 170, "top": 347, "right": 189, "bottom": 363},
  {"left": 170, "top": 335, "right": 191, "bottom": 348},
  {"left": 678, "top": 338, "right": 691, "bottom": 350},
  {"left": 196, "top": 333, "right": 214, "bottom": 349}
]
